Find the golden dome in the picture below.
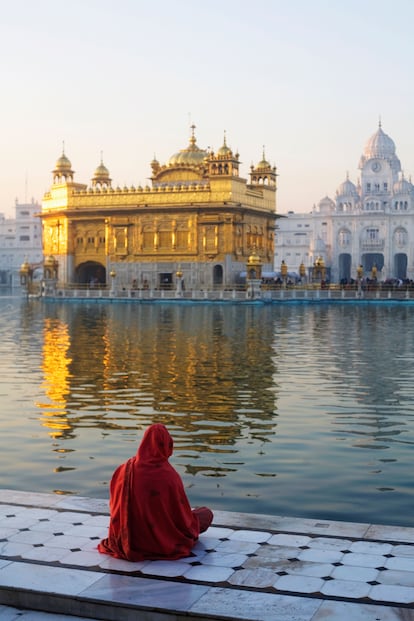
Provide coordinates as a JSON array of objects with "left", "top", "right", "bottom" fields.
[
  {"left": 54, "top": 151, "right": 72, "bottom": 172},
  {"left": 168, "top": 125, "right": 209, "bottom": 167},
  {"left": 217, "top": 132, "right": 232, "bottom": 157},
  {"left": 255, "top": 148, "right": 271, "bottom": 170},
  {"left": 93, "top": 160, "right": 110, "bottom": 180},
  {"left": 19, "top": 259, "right": 30, "bottom": 274},
  {"left": 44, "top": 255, "right": 57, "bottom": 268},
  {"left": 247, "top": 249, "right": 262, "bottom": 264}
]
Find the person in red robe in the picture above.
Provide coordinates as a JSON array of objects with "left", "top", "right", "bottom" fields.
[{"left": 98, "top": 423, "right": 213, "bottom": 561}]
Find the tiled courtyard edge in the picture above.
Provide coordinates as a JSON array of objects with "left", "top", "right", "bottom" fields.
[{"left": 0, "top": 489, "right": 414, "bottom": 620}]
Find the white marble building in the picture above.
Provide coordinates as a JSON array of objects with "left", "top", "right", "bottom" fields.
[
  {"left": 276, "top": 124, "right": 414, "bottom": 283},
  {"left": 0, "top": 198, "right": 43, "bottom": 286}
]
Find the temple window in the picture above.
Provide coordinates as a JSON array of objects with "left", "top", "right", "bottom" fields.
[
  {"left": 366, "top": 227, "right": 379, "bottom": 241},
  {"left": 338, "top": 229, "right": 350, "bottom": 246},
  {"left": 395, "top": 229, "right": 407, "bottom": 245}
]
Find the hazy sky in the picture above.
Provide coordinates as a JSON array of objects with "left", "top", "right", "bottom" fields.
[{"left": 1, "top": 0, "right": 413, "bottom": 216}]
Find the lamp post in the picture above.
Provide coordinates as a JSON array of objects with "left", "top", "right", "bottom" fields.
[
  {"left": 246, "top": 249, "right": 262, "bottom": 298},
  {"left": 43, "top": 255, "right": 59, "bottom": 295},
  {"left": 175, "top": 266, "right": 183, "bottom": 297},
  {"left": 109, "top": 269, "right": 116, "bottom": 295},
  {"left": 356, "top": 264, "right": 363, "bottom": 295},
  {"left": 280, "top": 260, "right": 288, "bottom": 288},
  {"left": 299, "top": 261, "right": 306, "bottom": 284},
  {"left": 19, "top": 260, "right": 31, "bottom": 297}
]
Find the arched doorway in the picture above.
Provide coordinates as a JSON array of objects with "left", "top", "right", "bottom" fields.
[
  {"left": 76, "top": 262, "right": 106, "bottom": 285},
  {"left": 213, "top": 264, "right": 223, "bottom": 286},
  {"left": 394, "top": 253, "right": 407, "bottom": 279},
  {"left": 362, "top": 253, "right": 384, "bottom": 273},
  {"left": 338, "top": 253, "right": 351, "bottom": 282}
]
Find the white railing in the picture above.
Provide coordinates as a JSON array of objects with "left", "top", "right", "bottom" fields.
[{"left": 46, "top": 284, "right": 414, "bottom": 303}]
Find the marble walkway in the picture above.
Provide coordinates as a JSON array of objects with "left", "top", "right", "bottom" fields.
[{"left": 0, "top": 490, "right": 414, "bottom": 621}]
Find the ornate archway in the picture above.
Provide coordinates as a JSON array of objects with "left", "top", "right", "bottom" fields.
[
  {"left": 75, "top": 262, "right": 106, "bottom": 285},
  {"left": 338, "top": 253, "right": 351, "bottom": 282},
  {"left": 213, "top": 264, "right": 223, "bottom": 285},
  {"left": 394, "top": 253, "right": 407, "bottom": 279}
]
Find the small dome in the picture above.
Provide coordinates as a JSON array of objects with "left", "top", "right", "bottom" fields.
[
  {"left": 336, "top": 176, "right": 358, "bottom": 198},
  {"left": 317, "top": 196, "right": 335, "bottom": 212},
  {"left": 254, "top": 148, "right": 271, "bottom": 170},
  {"left": 364, "top": 124, "right": 396, "bottom": 160},
  {"left": 54, "top": 151, "right": 72, "bottom": 172},
  {"left": 93, "top": 161, "right": 110, "bottom": 180},
  {"left": 247, "top": 249, "right": 262, "bottom": 265},
  {"left": 217, "top": 133, "right": 232, "bottom": 157},
  {"left": 168, "top": 125, "right": 208, "bottom": 167},
  {"left": 393, "top": 175, "right": 413, "bottom": 195},
  {"left": 44, "top": 255, "right": 57, "bottom": 268}
]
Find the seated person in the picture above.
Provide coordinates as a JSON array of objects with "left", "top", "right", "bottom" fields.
[{"left": 98, "top": 423, "right": 213, "bottom": 561}]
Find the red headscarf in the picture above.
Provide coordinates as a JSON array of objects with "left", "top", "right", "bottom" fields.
[{"left": 98, "top": 424, "right": 199, "bottom": 561}]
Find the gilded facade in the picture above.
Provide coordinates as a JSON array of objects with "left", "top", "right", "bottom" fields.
[{"left": 40, "top": 127, "right": 278, "bottom": 289}]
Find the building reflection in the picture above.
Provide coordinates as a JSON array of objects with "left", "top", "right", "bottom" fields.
[
  {"left": 37, "top": 303, "right": 279, "bottom": 461},
  {"left": 37, "top": 318, "right": 72, "bottom": 438}
]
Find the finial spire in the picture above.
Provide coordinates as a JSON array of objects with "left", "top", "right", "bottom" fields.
[
  {"left": 190, "top": 123, "right": 196, "bottom": 146},
  {"left": 379, "top": 115, "right": 382, "bottom": 128}
]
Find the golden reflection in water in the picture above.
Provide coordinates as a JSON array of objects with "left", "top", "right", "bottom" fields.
[
  {"left": 35, "top": 304, "right": 279, "bottom": 458},
  {"left": 37, "top": 318, "right": 72, "bottom": 438},
  {"left": 94, "top": 305, "right": 278, "bottom": 445}
]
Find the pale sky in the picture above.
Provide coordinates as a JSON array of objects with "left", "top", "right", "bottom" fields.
[{"left": 1, "top": 0, "right": 414, "bottom": 217}]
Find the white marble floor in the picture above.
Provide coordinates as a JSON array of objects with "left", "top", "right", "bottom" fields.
[{"left": 0, "top": 489, "right": 414, "bottom": 620}]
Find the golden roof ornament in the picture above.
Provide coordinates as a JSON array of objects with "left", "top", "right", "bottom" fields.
[
  {"left": 255, "top": 146, "right": 271, "bottom": 170},
  {"left": 248, "top": 247, "right": 262, "bottom": 265},
  {"left": 217, "top": 131, "right": 232, "bottom": 157},
  {"left": 168, "top": 124, "right": 209, "bottom": 167},
  {"left": 53, "top": 142, "right": 72, "bottom": 172},
  {"left": 93, "top": 153, "right": 110, "bottom": 180}
]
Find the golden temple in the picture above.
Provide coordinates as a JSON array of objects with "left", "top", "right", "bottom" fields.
[{"left": 40, "top": 126, "right": 278, "bottom": 289}]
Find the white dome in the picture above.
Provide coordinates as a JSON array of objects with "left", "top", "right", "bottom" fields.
[
  {"left": 364, "top": 125, "right": 396, "bottom": 160},
  {"left": 317, "top": 196, "right": 335, "bottom": 213},
  {"left": 336, "top": 177, "right": 358, "bottom": 198},
  {"left": 393, "top": 176, "right": 413, "bottom": 195}
]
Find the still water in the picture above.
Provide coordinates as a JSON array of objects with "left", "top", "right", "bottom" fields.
[{"left": 1, "top": 296, "right": 414, "bottom": 527}]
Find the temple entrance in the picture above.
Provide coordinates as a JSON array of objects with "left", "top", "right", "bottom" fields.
[
  {"left": 213, "top": 264, "right": 223, "bottom": 285},
  {"left": 159, "top": 273, "right": 173, "bottom": 289},
  {"left": 338, "top": 253, "right": 351, "bottom": 282},
  {"left": 361, "top": 253, "right": 383, "bottom": 274},
  {"left": 76, "top": 262, "right": 106, "bottom": 285},
  {"left": 394, "top": 253, "right": 407, "bottom": 279}
]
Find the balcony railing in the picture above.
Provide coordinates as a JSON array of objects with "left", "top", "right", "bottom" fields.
[{"left": 360, "top": 239, "right": 385, "bottom": 250}]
